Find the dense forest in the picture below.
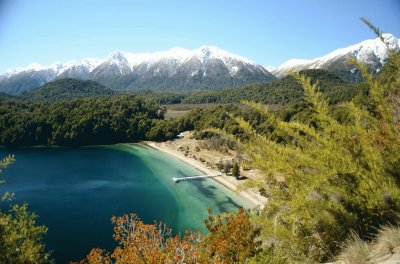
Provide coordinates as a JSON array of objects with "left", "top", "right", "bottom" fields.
[
  {"left": 6, "top": 69, "right": 365, "bottom": 106},
  {"left": 0, "top": 88, "right": 270, "bottom": 147},
  {"left": 181, "top": 69, "right": 367, "bottom": 105},
  {"left": 0, "top": 95, "right": 182, "bottom": 147},
  {"left": 0, "top": 69, "right": 365, "bottom": 148},
  {"left": 19, "top": 78, "right": 120, "bottom": 102},
  {"left": 0, "top": 91, "right": 17, "bottom": 101},
  {"left": 127, "top": 69, "right": 366, "bottom": 106}
]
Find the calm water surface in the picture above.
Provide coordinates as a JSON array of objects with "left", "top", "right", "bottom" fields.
[{"left": 0, "top": 144, "right": 250, "bottom": 263}]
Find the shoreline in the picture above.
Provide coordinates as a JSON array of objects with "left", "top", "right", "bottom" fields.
[{"left": 143, "top": 141, "right": 267, "bottom": 209}]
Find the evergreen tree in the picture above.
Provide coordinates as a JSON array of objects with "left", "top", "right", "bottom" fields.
[
  {"left": 0, "top": 156, "right": 53, "bottom": 263},
  {"left": 231, "top": 46, "right": 400, "bottom": 262}
]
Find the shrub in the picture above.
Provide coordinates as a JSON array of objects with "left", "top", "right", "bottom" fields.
[{"left": 338, "top": 232, "right": 371, "bottom": 264}]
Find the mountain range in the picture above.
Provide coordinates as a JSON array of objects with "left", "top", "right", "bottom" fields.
[
  {"left": 0, "top": 46, "right": 275, "bottom": 94},
  {"left": 0, "top": 34, "right": 398, "bottom": 95}
]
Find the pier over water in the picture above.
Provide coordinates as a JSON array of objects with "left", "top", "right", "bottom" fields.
[{"left": 173, "top": 173, "right": 222, "bottom": 183}]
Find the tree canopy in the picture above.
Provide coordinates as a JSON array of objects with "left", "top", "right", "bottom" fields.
[
  {"left": 0, "top": 156, "right": 53, "bottom": 263},
  {"left": 0, "top": 95, "right": 175, "bottom": 147},
  {"left": 182, "top": 69, "right": 366, "bottom": 105},
  {"left": 20, "top": 78, "right": 119, "bottom": 102},
  {"left": 226, "top": 48, "right": 400, "bottom": 262}
]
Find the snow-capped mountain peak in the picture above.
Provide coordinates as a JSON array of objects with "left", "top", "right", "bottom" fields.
[
  {"left": 50, "top": 62, "right": 66, "bottom": 74},
  {"left": 194, "top": 45, "right": 257, "bottom": 65},
  {"left": 107, "top": 51, "right": 129, "bottom": 62},
  {"left": 155, "top": 47, "right": 192, "bottom": 62},
  {"left": 4, "top": 62, "right": 44, "bottom": 76},
  {"left": 272, "top": 33, "right": 399, "bottom": 80},
  {"left": 278, "top": 58, "right": 314, "bottom": 69},
  {"left": 3, "top": 46, "right": 262, "bottom": 78},
  {"left": 70, "top": 58, "right": 103, "bottom": 70},
  {"left": 0, "top": 46, "right": 275, "bottom": 94},
  {"left": 26, "top": 62, "right": 44, "bottom": 71}
]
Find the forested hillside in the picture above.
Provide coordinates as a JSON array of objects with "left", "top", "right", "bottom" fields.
[
  {"left": 4, "top": 69, "right": 366, "bottom": 107},
  {"left": 0, "top": 69, "right": 371, "bottom": 148},
  {"left": 0, "top": 95, "right": 176, "bottom": 147},
  {"left": 19, "top": 78, "right": 119, "bottom": 102},
  {"left": 0, "top": 92, "right": 17, "bottom": 101},
  {"left": 182, "top": 69, "right": 366, "bottom": 105}
]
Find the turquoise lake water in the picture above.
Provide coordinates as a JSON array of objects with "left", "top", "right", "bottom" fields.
[{"left": 0, "top": 144, "right": 250, "bottom": 263}]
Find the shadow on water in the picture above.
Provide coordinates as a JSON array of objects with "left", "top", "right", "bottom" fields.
[
  {"left": 182, "top": 179, "right": 243, "bottom": 212},
  {"left": 217, "top": 196, "right": 242, "bottom": 211},
  {"left": 189, "top": 179, "right": 215, "bottom": 196}
]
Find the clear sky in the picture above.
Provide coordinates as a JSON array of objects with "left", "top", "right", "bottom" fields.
[{"left": 0, "top": 0, "right": 399, "bottom": 73}]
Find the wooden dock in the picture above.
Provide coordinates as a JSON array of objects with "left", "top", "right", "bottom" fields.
[{"left": 172, "top": 173, "right": 222, "bottom": 183}]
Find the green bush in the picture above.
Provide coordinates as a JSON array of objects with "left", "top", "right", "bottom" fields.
[{"left": 228, "top": 46, "right": 400, "bottom": 262}]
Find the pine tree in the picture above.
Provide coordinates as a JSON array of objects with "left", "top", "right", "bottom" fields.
[{"left": 231, "top": 32, "right": 400, "bottom": 262}]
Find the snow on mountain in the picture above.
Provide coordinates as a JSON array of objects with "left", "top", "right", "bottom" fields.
[
  {"left": 271, "top": 33, "right": 400, "bottom": 80},
  {"left": 90, "top": 45, "right": 263, "bottom": 76},
  {"left": 265, "top": 66, "right": 277, "bottom": 72},
  {"left": 57, "top": 59, "right": 103, "bottom": 79},
  {"left": 0, "top": 46, "right": 275, "bottom": 94},
  {"left": 3, "top": 46, "right": 263, "bottom": 79},
  {"left": 60, "top": 58, "right": 103, "bottom": 73}
]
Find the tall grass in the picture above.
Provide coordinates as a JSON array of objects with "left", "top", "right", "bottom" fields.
[{"left": 338, "top": 225, "right": 400, "bottom": 263}]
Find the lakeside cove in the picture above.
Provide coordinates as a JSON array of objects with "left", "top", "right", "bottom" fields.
[
  {"left": 0, "top": 143, "right": 252, "bottom": 263},
  {"left": 144, "top": 131, "right": 268, "bottom": 209}
]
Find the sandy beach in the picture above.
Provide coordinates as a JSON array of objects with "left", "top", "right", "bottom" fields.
[{"left": 145, "top": 140, "right": 267, "bottom": 208}]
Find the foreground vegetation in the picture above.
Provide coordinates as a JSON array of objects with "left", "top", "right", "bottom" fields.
[
  {"left": 0, "top": 156, "right": 52, "bottom": 263},
  {"left": 237, "top": 54, "right": 400, "bottom": 262},
  {"left": 69, "top": 208, "right": 259, "bottom": 264}
]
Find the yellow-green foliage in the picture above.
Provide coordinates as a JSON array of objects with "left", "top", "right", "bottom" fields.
[
  {"left": 0, "top": 155, "right": 15, "bottom": 172},
  {"left": 0, "top": 204, "right": 53, "bottom": 264},
  {"left": 0, "top": 155, "right": 15, "bottom": 203},
  {"left": 0, "top": 156, "right": 53, "bottom": 263},
  {"left": 233, "top": 46, "right": 400, "bottom": 261}
]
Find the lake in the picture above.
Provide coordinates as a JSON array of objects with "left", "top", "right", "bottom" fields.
[{"left": 0, "top": 144, "right": 250, "bottom": 263}]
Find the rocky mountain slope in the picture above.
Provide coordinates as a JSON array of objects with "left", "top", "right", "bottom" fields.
[
  {"left": 0, "top": 46, "right": 275, "bottom": 94},
  {"left": 271, "top": 33, "right": 399, "bottom": 82}
]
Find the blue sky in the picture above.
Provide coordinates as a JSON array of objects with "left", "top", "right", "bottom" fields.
[{"left": 0, "top": 0, "right": 399, "bottom": 73}]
